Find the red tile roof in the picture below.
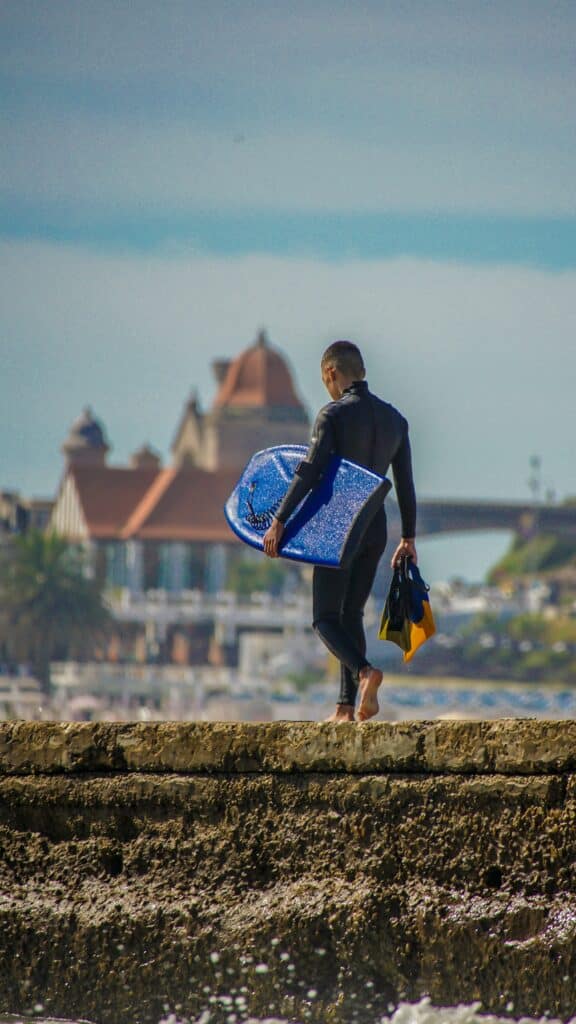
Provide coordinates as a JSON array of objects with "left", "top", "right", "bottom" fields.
[
  {"left": 214, "top": 336, "right": 304, "bottom": 410},
  {"left": 70, "top": 466, "right": 159, "bottom": 539},
  {"left": 121, "top": 468, "right": 178, "bottom": 537},
  {"left": 123, "top": 466, "right": 240, "bottom": 541},
  {"left": 68, "top": 464, "right": 240, "bottom": 543}
]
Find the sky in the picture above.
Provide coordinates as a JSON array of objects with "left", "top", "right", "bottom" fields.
[{"left": 1, "top": 0, "right": 575, "bottom": 581}]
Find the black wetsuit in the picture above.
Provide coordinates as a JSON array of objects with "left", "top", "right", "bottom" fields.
[{"left": 275, "top": 380, "right": 417, "bottom": 706}]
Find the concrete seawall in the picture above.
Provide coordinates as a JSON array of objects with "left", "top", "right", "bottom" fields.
[{"left": 1, "top": 720, "right": 576, "bottom": 1023}]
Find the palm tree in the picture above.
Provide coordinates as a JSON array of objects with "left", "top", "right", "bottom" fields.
[{"left": 0, "top": 531, "right": 111, "bottom": 694}]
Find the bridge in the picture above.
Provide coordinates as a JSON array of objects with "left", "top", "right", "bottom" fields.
[{"left": 386, "top": 498, "right": 576, "bottom": 538}]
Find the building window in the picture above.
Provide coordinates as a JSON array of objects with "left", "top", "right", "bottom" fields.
[{"left": 105, "top": 543, "right": 127, "bottom": 588}]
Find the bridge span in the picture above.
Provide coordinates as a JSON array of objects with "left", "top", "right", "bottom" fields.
[{"left": 386, "top": 498, "right": 576, "bottom": 538}]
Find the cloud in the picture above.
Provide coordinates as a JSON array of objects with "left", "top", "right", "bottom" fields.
[
  {"left": 2, "top": 111, "right": 575, "bottom": 217},
  {"left": 1, "top": 238, "right": 575, "bottom": 510},
  {"left": 1, "top": 1, "right": 575, "bottom": 216},
  {"left": 2, "top": 1, "right": 574, "bottom": 81}
]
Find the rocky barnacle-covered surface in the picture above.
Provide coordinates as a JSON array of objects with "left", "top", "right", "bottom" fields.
[{"left": 0, "top": 720, "right": 576, "bottom": 1023}]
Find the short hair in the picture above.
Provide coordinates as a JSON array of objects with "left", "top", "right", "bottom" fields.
[{"left": 321, "top": 340, "right": 365, "bottom": 379}]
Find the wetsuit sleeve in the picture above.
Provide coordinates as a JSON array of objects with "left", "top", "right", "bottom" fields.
[
  {"left": 274, "top": 409, "right": 335, "bottom": 524},
  {"left": 391, "top": 424, "right": 417, "bottom": 538}
]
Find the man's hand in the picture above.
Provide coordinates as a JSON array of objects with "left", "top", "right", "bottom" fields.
[
  {"left": 390, "top": 537, "right": 417, "bottom": 568},
  {"left": 263, "top": 517, "right": 285, "bottom": 558}
]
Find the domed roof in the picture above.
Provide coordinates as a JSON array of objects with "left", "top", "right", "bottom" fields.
[
  {"left": 213, "top": 330, "right": 304, "bottom": 410},
  {"left": 63, "top": 407, "right": 109, "bottom": 454}
]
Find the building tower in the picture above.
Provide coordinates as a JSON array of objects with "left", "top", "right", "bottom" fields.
[
  {"left": 172, "top": 330, "right": 310, "bottom": 471},
  {"left": 61, "top": 407, "right": 110, "bottom": 468}
]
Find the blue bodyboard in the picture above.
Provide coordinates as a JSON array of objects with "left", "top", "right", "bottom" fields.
[{"left": 224, "top": 445, "right": 392, "bottom": 568}]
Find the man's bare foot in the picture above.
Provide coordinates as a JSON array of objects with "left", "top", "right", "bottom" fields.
[
  {"left": 324, "top": 704, "right": 355, "bottom": 723},
  {"left": 356, "top": 666, "right": 383, "bottom": 721}
]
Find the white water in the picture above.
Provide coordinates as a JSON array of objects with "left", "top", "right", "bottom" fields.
[
  {"left": 4, "top": 999, "right": 575, "bottom": 1024},
  {"left": 163, "top": 1003, "right": 576, "bottom": 1024}
]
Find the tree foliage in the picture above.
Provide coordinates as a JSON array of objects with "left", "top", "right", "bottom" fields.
[
  {"left": 226, "top": 556, "right": 287, "bottom": 597},
  {"left": 0, "top": 531, "right": 111, "bottom": 692},
  {"left": 488, "top": 533, "right": 576, "bottom": 582},
  {"left": 458, "top": 610, "right": 576, "bottom": 683}
]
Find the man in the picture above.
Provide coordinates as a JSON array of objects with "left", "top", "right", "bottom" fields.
[{"left": 263, "top": 340, "right": 417, "bottom": 723}]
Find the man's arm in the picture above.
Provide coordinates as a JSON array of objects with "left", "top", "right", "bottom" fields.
[
  {"left": 275, "top": 408, "right": 335, "bottom": 524},
  {"left": 390, "top": 425, "right": 418, "bottom": 567},
  {"left": 263, "top": 409, "right": 334, "bottom": 557}
]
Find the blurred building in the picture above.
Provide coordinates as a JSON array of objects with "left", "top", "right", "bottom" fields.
[
  {"left": 0, "top": 490, "right": 53, "bottom": 539},
  {"left": 50, "top": 330, "right": 309, "bottom": 599}
]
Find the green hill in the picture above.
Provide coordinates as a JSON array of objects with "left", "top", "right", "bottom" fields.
[{"left": 488, "top": 533, "right": 576, "bottom": 583}]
